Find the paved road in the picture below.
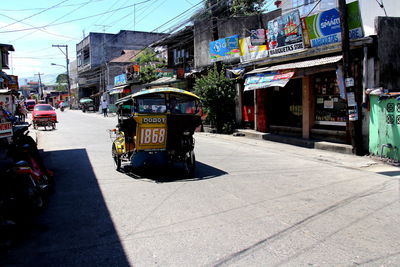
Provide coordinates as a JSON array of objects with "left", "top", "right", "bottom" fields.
[{"left": 1, "top": 109, "right": 400, "bottom": 266}]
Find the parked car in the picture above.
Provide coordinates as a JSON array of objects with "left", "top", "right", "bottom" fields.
[
  {"left": 32, "top": 104, "right": 57, "bottom": 130},
  {"left": 25, "top": 100, "right": 36, "bottom": 111}
]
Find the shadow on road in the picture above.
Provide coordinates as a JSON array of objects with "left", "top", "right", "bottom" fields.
[
  {"left": 121, "top": 161, "right": 228, "bottom": 183},
  {"left": 0, "top": 148, "right": 130, "bottom": 266},
  {"left": 377, "top": 171, "right": 400, "bottom": 177}
]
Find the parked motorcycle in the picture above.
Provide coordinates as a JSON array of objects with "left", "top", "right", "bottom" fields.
[{"left": 8, "top": 125, "right": 54, "bottom": 193}]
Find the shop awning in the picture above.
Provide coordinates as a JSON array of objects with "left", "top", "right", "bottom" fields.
[
  {"left": 147, "top": 77, "right": 180, "bottom": 86},
  {"left": 245, "top": 55, "right": 343, "bottom": 75},
  {"left": 108, "top": 85, "right": 130, "bottom": 95},
  {"left": 244, "top": 71, "right": 295, "bottom": 91}
]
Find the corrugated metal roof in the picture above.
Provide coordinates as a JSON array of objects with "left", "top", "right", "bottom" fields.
[
  {"left": 110, "top": 50, "right": 141, "bottom": 63},
  {"left": 246, "top": 55, "right": 342, "bottom": 75}
]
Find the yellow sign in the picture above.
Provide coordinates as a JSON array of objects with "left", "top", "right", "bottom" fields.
[{"left": 134, "top": 115, "right": 167, "bottom": 151}]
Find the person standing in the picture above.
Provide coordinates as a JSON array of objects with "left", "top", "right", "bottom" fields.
[{"left": 101, "top": 99, "right": 108, "bottom": 117}]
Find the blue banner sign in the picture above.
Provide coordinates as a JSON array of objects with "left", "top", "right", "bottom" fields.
[
  {"left": 210, "top": 35, "right": 240, "bottom": 62},
  {"left": 114, "top": 74, "right": 127, "bottom": 86}
]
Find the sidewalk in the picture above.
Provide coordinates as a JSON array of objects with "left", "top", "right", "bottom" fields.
[{"left": 235, "top": 128, "right": 353, "bottom": 154}]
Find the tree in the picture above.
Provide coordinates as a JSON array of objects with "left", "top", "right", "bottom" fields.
[
  {"left": 133, "top": 48, "right": 165, "bottom": 84},
  {"left": 230, "top": 0, "right": 265, "bottom": 16},
  {"left": 56, "top": 73, "right": 68, "bottom": 83},
  {"left": 190, "top": 0, "right": 266, "bottom": 21},
  {"left": 55, "top": 73, "right": 68, "bottom": 92},
  {"left": 194, "top": 64, "right": 236, "bottom": 134}
]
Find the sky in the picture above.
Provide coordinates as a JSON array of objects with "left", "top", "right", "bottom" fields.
[{"left": 0, "top": 0, "right": 277, "bottom": 82}]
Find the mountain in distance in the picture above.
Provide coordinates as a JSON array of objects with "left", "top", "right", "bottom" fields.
[{"left": 18, "top": 73, "right": 60, "bottom": 86}]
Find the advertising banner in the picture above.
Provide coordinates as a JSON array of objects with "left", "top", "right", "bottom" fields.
[
  {"left": 114, "top": 74, "right": 127, "bottom": 86},
  {"left": 4, "top": 75, "right": 18, "bottom": 91},
  {"left": 244, "top": 71, "right": 295, "bottom": 91},
  {"left": 210, "top": 35, "right": 240, "bottom": 62},
  {"left": 239, "top": 37, "right": 269, "bottom": 63},
  {"left": 156, "top": 68, "right": 174, "bottom": 78},
  {"left": 267, "top": 10, "right": 305, "bottom": 57},
  {"left": 304, "top": 1, "right": 363, "bottom": 47},
  {"left": 250, "top": 29, "right": 266, "bottom": 46}
]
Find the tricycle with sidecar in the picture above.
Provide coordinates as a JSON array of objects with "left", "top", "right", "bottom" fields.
[{"left": 109, "top": 87, "right": 202, "bottom": 175}]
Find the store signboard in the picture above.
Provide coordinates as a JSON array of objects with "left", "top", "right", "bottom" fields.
[
  {"left": 239, "top": 37, "right": 269, "bottom": 63},
  {"left": 210, "top": 35, "right": 240, "bottom": 62},
  {"left": 267, "top": 10, "right": 305, "bottom": 57},
  {"left": 304, "top": 1, "right": 363, "bottom": 47},
  {"left": 114, "top": 74, "right": 127, "bottom": 86},
  {"left": 244, "top": 71, "right": 295, "bottom": 91}
]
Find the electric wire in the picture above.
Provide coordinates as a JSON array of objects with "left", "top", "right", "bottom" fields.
[
  {"left": 87, "top": 0, "right": 123, "bottom": 31},
  {"left": 0, "top": 0, "right": 70, "bottom": 30},
  {"left": 9, "top": 0, "right": 97, "bottom": 42},
  {"left": 0, "top": 0, "right": 106, "bottom": 12},
  {"left": 0, "top": 1, "right": 160, "bottom": 34},
  {"left": 375, "top": 0, "right": 388, "bottom": 16},
  {"left": 0, "top": 13, "right": 80, "bottom": 41}
]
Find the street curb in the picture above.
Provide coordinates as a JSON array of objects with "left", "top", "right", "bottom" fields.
[{"left": 235, "top": 129, "right": 353, "bottom": 155}]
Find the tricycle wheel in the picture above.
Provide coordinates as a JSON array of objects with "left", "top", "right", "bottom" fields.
[
  {"left": 52, "top": 123, "right": 56, "bottom": 130},
  {"left": 183, "top": 150, "right": 195, "bottom": 176},
  {"left": 33, "top": 123, "right": 38, "bottom": 130},
  {"left": 112, "top": 144, "right": 121, "bottom": 171}
]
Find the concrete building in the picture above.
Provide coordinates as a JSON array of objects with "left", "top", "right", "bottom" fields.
[
  {"left": 191, "top": 0, "right": 400, "bottom": 154},
  {"left": 76, "top": 30, "right": 167, "bottom": 105}
]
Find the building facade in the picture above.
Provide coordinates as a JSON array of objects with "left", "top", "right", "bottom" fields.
[{"left": 76, "top": 30, "right": 167, "bottom": 107}]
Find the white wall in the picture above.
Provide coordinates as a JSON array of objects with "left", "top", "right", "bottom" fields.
[{"left": 358, "top": 0, "right": 400, "bottom": 36}]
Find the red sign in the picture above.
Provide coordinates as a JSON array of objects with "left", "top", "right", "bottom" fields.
[
  {"left": 176, "top": 68, "right": 185, "bottom": 79},
  {"left": 0, "top": 122, "right": 12, "bottom": 138}
]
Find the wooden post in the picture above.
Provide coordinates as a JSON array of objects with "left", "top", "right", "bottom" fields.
[
  {"left": 302, "top": 76, "right": 313, "bottom": 139},
  {"left": 339, "top": 0, "right": 363, "bottom": 155}
]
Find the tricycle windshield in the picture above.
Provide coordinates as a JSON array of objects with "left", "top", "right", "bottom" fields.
[
  {"left": 136, "top": 94, "right": 167, "bottom": 114},
  {"left": 169, "top": 93, "right": 200, "bottom": 114}
]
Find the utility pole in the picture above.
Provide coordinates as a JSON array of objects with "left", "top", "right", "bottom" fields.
[
  {"left": 338, "top": 0, "right": 362, "bottom": 155},
  {"left": 35, "top": 72, "right": 44, "bottom": 100},
  {"left": 52, "top": 44, "right": 71, "bottom": 107}
]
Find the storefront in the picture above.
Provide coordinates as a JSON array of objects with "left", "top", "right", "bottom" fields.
[{"left": 243, "top": 55, "right": 354, "bottom": 144}]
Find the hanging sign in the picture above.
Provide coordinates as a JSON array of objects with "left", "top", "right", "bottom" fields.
[
  {"left": 304, "top": 1, "right": 364, "bottom": 47},
  {"left": 114, "top": 74, "right": 127, "bottom": 86},
  {"left": 239, "top": 37, "right": 269, "bottom": 63},
  {"left": 250, "top": 29, "right": 266, "bottom": 46},
  {"left": 209, "top": 35, "right": 240, "bottom": 62},
  {"left": 267, "top": 10, "right": 305, "bottom": 57},
  {"left": 244, "top": 71, "right": 295, "bottom": 91}
]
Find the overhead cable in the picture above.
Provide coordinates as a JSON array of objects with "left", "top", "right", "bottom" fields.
[{"left": 0, "top": 0, "right": 70, "bottom": 30}]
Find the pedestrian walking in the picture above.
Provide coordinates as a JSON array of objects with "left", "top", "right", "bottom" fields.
[{"left": 101, "top": 99, "right": 108, "bottom": 117}]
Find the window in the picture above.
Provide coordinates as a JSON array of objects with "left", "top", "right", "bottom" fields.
[
  {"left": 169, "top": 93, "right": 200, "bottom": 114},
  {"left": 135, "top": 94, "right": 167, "bottom": 114}
]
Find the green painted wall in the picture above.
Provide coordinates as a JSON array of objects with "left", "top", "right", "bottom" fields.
[{"left": 369, "top": 95, "right": 400, "bottom": 160}]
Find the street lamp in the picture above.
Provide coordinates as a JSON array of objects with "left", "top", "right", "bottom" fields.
[
  {"left": 51, "top": 63, "right": 65, "bottom": 68},
  {"left": 52, "top": 44, "right": 71, "bottom": 107}
]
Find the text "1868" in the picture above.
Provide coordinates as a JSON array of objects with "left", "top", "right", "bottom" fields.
[{"left": 140, "top": 128, "right": 166, "bottom": 144}]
